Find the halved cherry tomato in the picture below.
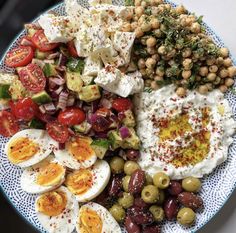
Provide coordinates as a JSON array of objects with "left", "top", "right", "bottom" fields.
[
  {"left": 46, "top": 121, "right": 69, "bottom": 143},
  {"left": 5, "top": 46, "right": 34, "bottom": 68},
  {"left": 0, "top": 111, "right": 19, "bottom": 137},
  {"left": 68, "top": 40, "right": 78, "bottom": 57},
  {"left": 58, "top": 107, "right": 86, "bottom": 126},
  {"left": 18, "top": 63, "right": 46, "bottom": 93},
  {"left": 32, "top": 30, "right": 59, "bottom": 52},
  {"left": 112, "top": 98, "right": 132, "bottom": 112},
  {"left": 10, "top": 98, "right": 38, "bottom": 121},
  {"left": 20, "top": 36, "right": 35, "bottom": 47}
]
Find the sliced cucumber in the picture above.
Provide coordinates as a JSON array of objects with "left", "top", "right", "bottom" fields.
[
  {"left": 91, "top": 139, "right": 111, "bottom": 159},
  {"left": 32, "top": 91, "right": 52, "bottom": 104},
  {"left": 29, "top": 118, "right": 45, "bottom": 129},
  {"left": 0, "top": 84, "right": 11, "bottom": 99}
]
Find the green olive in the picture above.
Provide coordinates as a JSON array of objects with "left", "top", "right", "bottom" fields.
[
  {"left": 122, "top": 175, "right": 131, "bottom": 192},
  {"left": 177, "top": 207, "right": 196, "bottom": 226},
  {"left": 156, "top": 189, "right": 165, "bottom": 205},
  {"left": 118, "top": 192, "right": 134, "bottom": 209},
  {"left": 145, "top": 173, "right": 153, "bottom": 185},
  {"left": 124, "top": 161, "right": 140, "bottom": 175},
  {"left": 149, "top": 205, "right": 165, "bottom": 222},
  {"left": 182, "top": 177, "right": 201, "bottom": 193},
  {"left": 141, "top": 185, "right": 159, "bottom": 204},
  {"left": 109, "top": 156, "right": 125, "bottom": 174},
  {"left": 109, "top": 204, "right": 126, "bottom": 222},
  {"left": 153, "top": 172, "right": 170, "bottom": 189}
]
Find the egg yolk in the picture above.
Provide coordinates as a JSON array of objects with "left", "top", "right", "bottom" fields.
[
  {"left": 36, "top": 163, "right": 65, "bottom": 186},
  {"left": 67, "top": 137, "right": 95, "bottom": 162},
  {"left": 8, "top": 137, "right": 39, "bottom": 164},
  {"left": 36, "top": 191, "right": 67, "bottom": 216},
  {"left": 65, "top": 169, "right": 93, "bottom": 195},
  {"left": 79, "top": 208, "right": 103, "bottom": 233}
]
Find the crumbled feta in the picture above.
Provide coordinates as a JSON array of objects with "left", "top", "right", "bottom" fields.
[
  {"left": 38, "top": 14, "right": 72, "bottom": 43},
  {"left": 95, "top": 65, "right": 144, "bottom": 97},
  {"left": 83, "top": 55, "right": 103, "bottom": 76},
  {"left": 113, "top": 31, "right": 136, "bottom": 65}
]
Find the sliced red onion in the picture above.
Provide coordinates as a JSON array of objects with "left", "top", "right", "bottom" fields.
[
  {"left": 88, "top": 113, "right": 98, "bottom": 124},
  {"left": 57, "top": 91, "right": 68, "bottom": 110},
  {"left": 39, "top": 105, "right": 46, "bottom": 114},
  {"left": 55, "top": 66, "right": 66, "bottom": 72},
  {"left": 49, "top": 76, "right": 65, "bottom": 86},
  {"left": 32, "top": 59, "right": 45, "bottom": 69},
  {"left": 47, "top": 52, "right": 60, "bottom": 60},
  {"left": 54, "top": 86, "right": 64, "bottom": 95},
  {"left": 37, "top": 113, "right": 56, "bottom": 123},
  {"left": 43, "top": 103, "right": 56, "bottom": 114},
  {"left": 58, "top": 53, "right": 68, "bottom": 67},
  {"left": 100, "top": 98, "right": 112, "bottom": 109},
  {"left": 20, "top": 38, "right": 34, "bottom": 47},
  {"left": 118, "top": 112, "right": 126, "bottom": 121},
  {"left": 67, "top": 95, "right": 75, "bottom": 106},
  {"left": 83, "top": 105, "right": 92, "bottom": 112},
  {"left": 119, "top": 126, "right": 131, "bottom": 139},
  {"left": 44, "top": 59, "right": 55, "bottom": 64},
  {"left": 76, "top": 100, "right": 83, "bottom": 108},
  {"left": 94, "top": 131, "right": 108, "bottom": 139},
  {"left": 91, "top": 100, "right": 100, "bottom": 113}
]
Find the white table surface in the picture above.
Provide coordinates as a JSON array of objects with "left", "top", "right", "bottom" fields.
[{"left": 172, "top": 1, "right": 236, "bottom": 232}]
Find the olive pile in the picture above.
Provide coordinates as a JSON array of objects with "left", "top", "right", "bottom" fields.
[{"left": 95, "top": 151, "right": 204, "bottom": 232}]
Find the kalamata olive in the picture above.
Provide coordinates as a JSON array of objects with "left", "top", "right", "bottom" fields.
[
  {"left": 168, "top": 180, "right": 183, "bottom": 196},
  {"left": 126, "top": 150, "right": 140, "bottom": 161},
  {"left": 129, "top": 169, "right": 145, "bottom": 194},
  {"left": 178, "top": 192, "right": 203, "bottom": 211},
  {"left": 124, "top": 216, "right": 141, "bottom": 233},
  {"left": 95, "top": 189, "right": 111, "bottom": 208},
  {"left": 108, "top": 175, "right": 123, "bottom": 197},
  {"left": 127, "top": 206, "right": 154, "bottom": 225},
  {"left": 134, "top": 197, "right": 150, "bottom": 209},
  {"left": 143, "top": 224, "right": 161, "bottom": 233},
  {"left": 164, "top": 197, "right": 179, "bottom": 220}
]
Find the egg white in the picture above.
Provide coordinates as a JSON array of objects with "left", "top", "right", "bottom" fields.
[
  {"left": 76, "top": 202, "right": 122, "bottom": 233},
  {"left": 35, "top": 186, "right": 79, "bottom": 233},
  {"left": 20, "top": 155, "right": 66, "bottom": 194},
  {"left": 54, "top": 140, "right": 97, "bottom": 170},
  {"left": 5, "top": 129, "right": 57, "bottom": 168},
  {"left": 66, "top": 160, "right": 111, "bottom": 202}
]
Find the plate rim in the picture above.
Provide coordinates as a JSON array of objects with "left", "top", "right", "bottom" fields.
[{"left": 0, "top": 1, "right": 236, "bottom": 233}]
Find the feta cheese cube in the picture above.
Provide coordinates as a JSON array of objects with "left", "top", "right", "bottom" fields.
[
  {"left": 113, "top": 31, "right": 136, "bottom": 65},
  {"left": 83, "top": 55, "right": 103, "bottom": 76},
  {"left": 38, "top": 14, "right": 72, "bottom": 43}
]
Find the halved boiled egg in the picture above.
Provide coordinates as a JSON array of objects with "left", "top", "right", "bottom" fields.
[
  {"left": 35, "top": 186, "right": 78, "bottom": 233},
  {"left": 21, "top": 155, "right": 66, "bottom": 194},
  {"left": 76, "top": 202, "right": 122, "bottom": 233},
  {"left": 65, "top": 160, "right": 110, "bottom": 202},
  {"left": 5, "top": 129, "right": 56, "bottom": 168},
  {"left": 54, "top": 136, "right": 97, "bottom": 170}
]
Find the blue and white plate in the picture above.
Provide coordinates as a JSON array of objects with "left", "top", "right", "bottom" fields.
[{"left": 0, "top": 1, "right": 236, "bottom": 232}]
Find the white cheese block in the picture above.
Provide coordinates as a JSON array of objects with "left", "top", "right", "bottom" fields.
[{"left": 83, "top": 55, "right": 103, "bottom": 76}]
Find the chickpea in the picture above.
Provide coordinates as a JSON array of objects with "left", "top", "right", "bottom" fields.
[
  {"left": 223, "top": 58, "right": 232, "bottom": 67},
  {"left": 220, "top": 47, "right": 229, "bottom": 58},
  {"left": 131, "top": 22, "right": 138, "bottom": 31},
  {"left": 166, "top": 49, "right": 176, "bottom": 59},
  {"left": 146, "top": 37, "right": 157, "bottom": 47},
  {"left": 207, "top": 73, "right": 216, "bottom": 82},
  {"left": 154, "top": 75, "right": 163, "bottom": 81},
  {"left": 199, "top": 66, "right": 208, "bottom": 77},
  {"left": 150, "top": 0, "right": 156, "bottom": 6},
  {"left": 219, "top": 85, "right": 228, "bottom": 93},
  {"left": 191, "top": 22, "right": 201, "bottom": 34},
  {"left": 151, "top": 18, "right": 160, "bottom": 29},
  {"left": 216, "top": 57, "right": 224, "bottom": 66},
  {"left": 146, "top": 67, "right": 155, "bottom": 76},
  {"left": 147, "top": 47, "right": 157, "bottom": 55},
  {"left": 145, "top": 58, "right": 156, "bottom": 68},
  {"left": 122, "top": 23, "right": 131, "bottom": 32},
  {"left": 152, "top": 54, "right": 160, "bottom": 61},
  {"left": 160, "top": 23, "right": 167, "bottom": 31},
  {"left": 154, "top": 0, "right": 163, "bottom": 5},
  {"left": 183, "top": 58, "right": 193, "bottom": 70},
  {"left": 206, "top": 83, "right": 213, "bottom": 91},
  {"left": 213, "top": 76, "right": 221, "bottom": 85},
  {"left": 151, "top": 81, "right": 159, "bottom": 90},
  {"left": 141, "top": 1, "right": 147, "bottom": 7},
  {"left": 156, "top": 67, "right": 165, "bottom": 76},
  {"left": 141, "top": 22, "right": 152, "bottom": 32},
  {"left": 228, "top": 66, "right": 236, "bottom": 77},
  {"left": 219, "top": 69, "right": 229, "bottom": 78},
  {"left": 138, "top": 58, "right": 146, "bottom": 69},
  {"left": 196, "top": 75, "right": 201, "bottom": 81},
  {"left": 135, "top": 6, "right": 144, "bottom": 18},
  {"left": 225, "top": 78, "right": 234, "bottom": 87},
  {"left": 140, "top": 37, "right": 147, "bottom": 45},
  {"left": 135, "top": 0, "right": 142, "bottom": 6},
  {"left": 209, "top": 65, "right": 218, "bottom": 73},
  {"left": 176, "top": 87, "right": 187, "bottom": 97},
  {"left": 175, "top": 5, "right": 186, "bottom": 14},
  {"left": 198, "top": 85, "right": 208, "bottom": 95},
  {"left": 145, "top": 79, "right": 152, "bottom": 87},
  {"left": 182, "top": 48, "right": 192, "bottom": 58},
  {"left": 206, "top": 57, "right": 216, "bottom": 66},
  {"left": 157, "top": 45, "right": 166, "bottom": 55},
  {"left": 135, "top": 28, "right": 144, "bottom": 38},
  {"left": 140, "top": 68, "right": 147, "bottom": 76},
  {"left": 182, "top": 70, "right": 192, "bottom": 79}
]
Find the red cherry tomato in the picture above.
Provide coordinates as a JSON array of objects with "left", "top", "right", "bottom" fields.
[
  {"left": 68, "top": 40, "right": 78, "bottom": 57},
  {"left": 58, "top": 107, "right": 86, "bottom": 126},
  {"left": 20, "top": 36, "right": 35, "bottom": 47},
  {"left": 46, "top": 121, "right": 69, "bottom": 143},
  {"left": 0, "top": 111, "right": 19, "bottom": 137},
  {"left": 5, "top": 46, "right": 34, "bottom": 68},
  {"left": 18, "top": 63, "right": 46, "bottom": 93},
  {"left": 32, "top": 30, "right": 59, "bottom": 52},
  {"left": 96, "top": 108, "right": 111, "bottom": 117},
  {"left": 10, "top": 98, "right": 38, "bottom": 121},
  {"left": 112, "top": 98, "right": 132, "bottom": 112}
]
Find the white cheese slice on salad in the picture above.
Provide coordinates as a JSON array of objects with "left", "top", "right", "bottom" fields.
[
  {"left": 38, "top": 14, "right": 72, "bottom": 43},
  {"left": 95, "top": 65, "right": 144, "bottom": 97},
  {"left": 83, "top": 55, "right": 103, "bottom": 76}
]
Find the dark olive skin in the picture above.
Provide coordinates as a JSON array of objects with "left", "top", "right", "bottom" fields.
[
  {"left": 128, "top": 169, "right": 146, "bottom": 194},
  {"left": 178, "top": 192, "right": 203, "bottom": 211},
  {"left": 108, "top": 175, "right": 123, "bottom": 197},
  {"left": 127, "top": 206, "right": 154, "bottom": 225},
  {"left": 168, "top": 180, "right": 183, "bottom": 196},
  {"left": 124, "top": 216, "right": 141, "bottom": 233},
  {"left": 164, "top": 197, "right": 179, "bottom": 220},
  {"left": 126, "top": 149, "right": 141, "bottom": 161},
  {"left": 134, "top": 197, "right": 150, "bottom": 209},
  {"left": 143, "top": 224, "right": 161, "bottom": 233}
]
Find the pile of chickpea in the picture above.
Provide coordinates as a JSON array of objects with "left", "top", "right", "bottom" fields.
[{"left": 121, "top": 0, "right": 236, "bottom": 96}]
